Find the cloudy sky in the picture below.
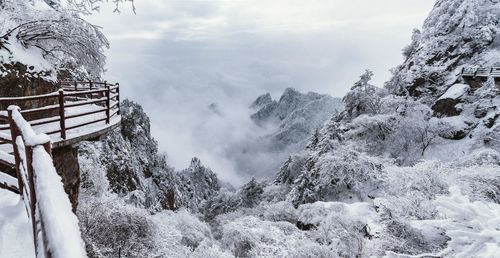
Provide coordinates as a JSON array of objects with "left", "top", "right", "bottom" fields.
[{"left": 89, "top": 0, "right": 435, "bottom": 184}]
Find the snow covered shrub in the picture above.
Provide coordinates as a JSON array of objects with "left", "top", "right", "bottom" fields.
[
  {"left": 347, "top": 114, "right": 397, "bottom": 155},
  {"left": 380, "top": 161, "right": 449, "bottom": 219},
  {"left": 239, "top": 178, "right": 266, "bottom": 208},
  {"left": 433, "top": 187, "right": 500, "bottom": 257},
  {"left": 287, "top": 145, "right": 386, "bottom": 206},
  {"left": 297, "top": 202, "right": 379, "bottom": 257},
  {"left": 203, "top": 189, "right": 240, "bottom": 221},
  {"left": 79, "top": 195, "right": 230, "bottom": 258},
  {"left": 452, "top": 164, "right": 500, "bottom": 204},
  {"left": 343, "top": 95, "right": 443, "bottom": 164},
  {"left": 258, "top": 201, "right": 297, "bottom": 223},
  {"left": 274, "top": 154, "right": 309, "bottom": 185},
  {"left": 380, "top": 218, "right": 444, "bottom": 256},
  {"left": 387, "top": 187, "right": 500, "bottom": 257},
  {"left": 343, "top": 70, "right": 388, "bottom": 119},
  {"left": 204, "top": 178, "right": 265, "bottom": 222},
  {"left": 454, "top": 148, "right": 500, "bottom": 167},
  {"left": 221, "top": 216, "right": 324, "bottom": 258},
  {"left": 78, "top": 196, "right": 154, "bottom": 258},
  {"left": 78, "top": 141, "right": 109, "bottom": 197},
  {"left": 169, "top": 209, "right": 213, "bottom": 251}
]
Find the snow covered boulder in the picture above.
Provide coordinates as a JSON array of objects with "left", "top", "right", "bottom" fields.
[
  {"left": 438, "top": 116, "right": 477, "bottom": 140},
  {"left": 432, "top": 84, "right": 470, "bottom": 117}
]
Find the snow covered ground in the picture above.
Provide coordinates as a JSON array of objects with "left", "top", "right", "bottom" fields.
[{"left": 0, "top": 188, "right": 34, "bottom": 258}]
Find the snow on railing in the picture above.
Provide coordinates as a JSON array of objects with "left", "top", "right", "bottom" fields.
[
  {"left": 7, "top": 106, "right": 87, "bottom": 258},
  {"left": 32, "top": 146, "right": 87, "bottom": 258}
]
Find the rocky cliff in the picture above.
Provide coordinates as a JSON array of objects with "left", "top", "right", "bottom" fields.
[
  {"left": 78, "top": 99, "right": 221, "bottom": 212},
  {"left": 387, "top": 0, "right": 500, "bottom": 101}
]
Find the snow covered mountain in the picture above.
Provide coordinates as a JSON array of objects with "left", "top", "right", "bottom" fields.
[
  {"left": 251, "top": 88, "right": 343, "bottom": 151},
  {"left": 225, "top": 88, "right": 343, "bottom": 179}
]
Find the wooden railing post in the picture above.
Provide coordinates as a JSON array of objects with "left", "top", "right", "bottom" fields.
[
  {"left": 25, "top": 144, "right": 38, "bottom": 249},
  {"left": 116, "top": 83, "right": 121, "bottom": 115},
  {"left": 105, "top": 81, "right": 110, "bottom": 124},
  {"left": 89, "top": 80, "right": 93, "bottom": 99},
  {"left": 74, "top": 81, "right": 78, "bottom": 91},
  {"left": 26, "top": 141, "right": 52, "bottom": 258},
  {"left": 7, "top": 108, "right": 24, "bottom": 197},
  {"left": 58, "top": 90, "right": 66, "bottom": 139}
]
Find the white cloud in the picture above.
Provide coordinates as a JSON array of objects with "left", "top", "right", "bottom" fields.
[{"left": 88, "top": 0, "right": 436, "bottom": 184}]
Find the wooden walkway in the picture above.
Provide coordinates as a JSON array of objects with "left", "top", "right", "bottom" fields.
[
  {"left": 0, "top": 81, "right": 121, "bottom": 257},
  {"left": 461, "top": 67, "right": 500, "bottom": 78},
  {"left": 461, "top": 67, "right": 500, "bottom": 89}
]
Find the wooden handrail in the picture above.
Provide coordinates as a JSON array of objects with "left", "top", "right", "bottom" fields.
[{"left": 0, "top": 92, "right": 58, "bottom": 102}]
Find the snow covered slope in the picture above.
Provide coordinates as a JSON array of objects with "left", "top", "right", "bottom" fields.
[{"left": 0, "top": 189, "right": 34, "bottom": 258}]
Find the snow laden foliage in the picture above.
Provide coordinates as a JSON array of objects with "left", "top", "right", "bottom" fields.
[
  {"left": 0, "top": 0, "right": 113, "bottom": 80},
  {"left": 343, "top": 70, "right": 388, "bottom": 119},
  {"left": 386, "top": 0, "right": 500, "bottom": 100},
  {"left": 78, "top": 194, "right": 232, "bottom": 258}
]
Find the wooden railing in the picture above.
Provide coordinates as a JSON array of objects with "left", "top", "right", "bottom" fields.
[
  {"left": 0, "top": 80, "right": 120, "bottom": 257},
  {"left": 7, "top": 106, "right": 86, "bottom": 258},
  {"left": 0, "top": 81, "right": 120, "bottom": 142},
  {"left": 461, "top": 67, "right": 500, "bottom": 77}
]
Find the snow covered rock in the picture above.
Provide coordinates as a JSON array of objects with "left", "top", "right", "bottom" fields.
[
  {"left": 78, "top": 100, "right": 221, "bottom": 212},
  {"left": 251, "top": 88, "right": 343, "bottom": 146},
  {"left": 432, "top": 84, "right": 470, "bottom": 117},
  {"left": 386, "top": 0, "right": 500, "bottom": 101},
  {"left": 238, "top": 88, "right": 343, "bottom": 179}
]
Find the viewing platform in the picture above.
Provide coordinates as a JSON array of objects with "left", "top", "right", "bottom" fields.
[{"left": 0, "top": 81, "right": 121, "bottom": 257}]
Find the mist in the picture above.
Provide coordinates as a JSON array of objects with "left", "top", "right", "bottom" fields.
[{"left": 89, "top": 0, "right": 435, "bottom": 186}]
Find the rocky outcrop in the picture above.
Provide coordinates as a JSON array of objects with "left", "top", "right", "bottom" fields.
[
  {"left": 52, "top": 146, "right": 81, "bottom": 212},
  {"left": 251, "top": 88, "right": 343, "bottom": 151},
  {"left": 432, "top": 84, "right": 470, "bottom": 117},
  {"left": 78, "top": 100, "right": 221, "bottom": 212}
]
